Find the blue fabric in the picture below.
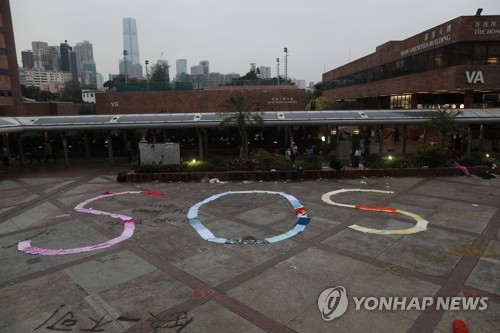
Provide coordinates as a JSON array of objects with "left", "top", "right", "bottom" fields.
[
  {"left": 265, "top": 229, "right": 300, "bottom": 243},
  {"left": 187, "top": 190, "right": 311, "bottom": 245},
  {"left": 295, "top": 217, "right": 311, "bottom": 226}
]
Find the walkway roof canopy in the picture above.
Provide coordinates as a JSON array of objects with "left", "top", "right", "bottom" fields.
[{"left": 1, "top": 109, "right": 499, "bottom": 133}]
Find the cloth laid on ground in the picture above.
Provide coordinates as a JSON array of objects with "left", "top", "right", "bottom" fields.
[
  {"left": 187, "top": 190, "right": 311, "bottom": 244},
  {"left": 18, "top": 190, "right": 163, "bottom": 255},
  {"left": 321, "top": 188, "right": 428, "bottom": 235}
]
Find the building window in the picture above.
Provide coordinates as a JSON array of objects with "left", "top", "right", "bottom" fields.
[
  {"left": 324, "top": 41, "right": 500, "bottom": 91},
  {"left": 473, "top": 43, "right": 488, "bottom": 64},
  {"left": 390, "top": 94, "right": 411, "bottom": 109},
  {"left": 486, "top": 44, "right": 500, "bottom": 64}
]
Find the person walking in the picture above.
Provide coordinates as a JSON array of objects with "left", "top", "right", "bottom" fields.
[
  {"left": 290, "top": 142, "right": 298, "bottom": 162},
  {"left": 125, "top": 139, "right": 132, "bottom": 163},
  {"left": 44, "top": 141, "right": 56, "bottom": 163},
  {"left": 393, "top": 128, "right": 400, "bottom": 146},
  {"left": 2, "top": 145, "right": 9, "bottom": 167},
  {"left": 28, "top": 143, "right": 41, "bottom": 165}
]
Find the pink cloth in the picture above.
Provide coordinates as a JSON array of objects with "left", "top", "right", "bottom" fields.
[
  {"left": 452, "top": 161, "right": 471, "bottom": 176},
  {"left": 18, "top": 190, "right": 162, "bottom": 255}
]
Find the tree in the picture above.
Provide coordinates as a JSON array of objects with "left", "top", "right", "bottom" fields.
[
  {"left": 21, "top": 85, "right": 58, "bottom": 101},
  {"left": 149, "top": 63, "right": 170, "bottom": 83},
  {"left": 218, "top": 95, "right": 264, "bottom": 159},
  {"left": 59, "top": 80, "right": 83, "bottom": 102},
  {"left": 308, "top": 97, "right": 337, "bottom": 110},
  {"left": 427, "top": 109, "right": 463, "bottom": 147},
  {"left": 103, "top": 80, "right": 114, "bottom": 91},
  {"left": 239, "top": 71, "right": 258, "bottom": 81}
]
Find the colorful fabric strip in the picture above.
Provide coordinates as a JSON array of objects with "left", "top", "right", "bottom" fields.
[
  {"left": 322, "top": 188, "right": 428, "bottom": 235},
  {"left": 187, "top": 190, "right": 311, "bottom": 245},
  {"left": 18, "top": 190, "right": 162, "bottom": 255}
]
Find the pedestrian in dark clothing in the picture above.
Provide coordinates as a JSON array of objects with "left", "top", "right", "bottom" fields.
[
  {"left": 29, "top": 144, "right": 41, "bottom": 165},
  {"left": 454, "top": 134, "right": 462, "bottom": 150},
  {"left": 125, "top": 139, "right": 132, "bottom": 163},
  {"left": 393, "top": 128, "right": 400, "bottom": 146},
  {"left": 44, "top": 142, "right": 56, "bottom": 163},
  {"left": 2, "top": 146, "right": 9, "bottom": 167},
  {"left": 290, "top": 142, "right": 298, "bottom": 162}
]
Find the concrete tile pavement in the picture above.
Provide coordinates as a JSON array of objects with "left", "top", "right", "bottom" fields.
[{"left": 0, "top": 161, "right": 499, "bottom": 332}]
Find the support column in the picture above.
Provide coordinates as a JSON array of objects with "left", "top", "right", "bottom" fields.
[
  {"left": 107, "top": 131, "right": 114, "bottom": 165},
  {"left": 464, "top": 90, "right": 474, "bottom": 108},
  {"left": 17, "top": 134, "right": 24, "bottom": 166},
  {"left": 328, "top": 125, "right": 339, "bottom": 168},
  {"left": 284, "top": 127, "right": 290, "bottom": 147},
  {"left": 402, "top": 125, "right": 407, "bottom": 156},
  {"left": 197, "top": 128, "right": 204, "bottom": 161},
  {"left": 378, "top": 125, "right": 384, "bottom": 155},
  {"left": 351, "top": 128, "right": 360, "bottom": 168},
  {"left": 61, "top": 132, "right": 70, "bottom": 167},
  {"left": 479, "top": 124, "right": 484, "bottom": 152},
  {"left": 466, "top": 126, "right": 472, "bottom": 158},
  {"left": 83, "top": 132, "right": 90, "bottom": 159},
  {"left": 203, "top": 129, "right": 208, "bottom": 161},
  {"left": 334, "top": 125, "right": 339, "bottom": 162}
]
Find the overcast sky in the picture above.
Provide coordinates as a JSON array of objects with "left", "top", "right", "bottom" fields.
[{"left": 10, "top": 0, "right": 500, "bottom": 84}]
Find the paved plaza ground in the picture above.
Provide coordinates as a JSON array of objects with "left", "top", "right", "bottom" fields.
[{"left": 0, "top": 161, "right": 499, "bottom": 332}]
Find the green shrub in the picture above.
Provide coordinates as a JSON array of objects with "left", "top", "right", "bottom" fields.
[
  {"left": 135, "top": 163, "right": 182, "bottom": 173},
  {"left": 363, "top": 154, "right": 382, "bottom": 168},
  {"left": 480, "top": 153, "right": 499, "bottom": 167},
  {"left": 182, "top": 160, "right": 212, "bottom": 171},
  {"left": 250, "top": 148, "right": 276, "bottom": 170},
  {"left": 363, "top": 154, "right": 408, "bottom": 168},
  {"left": 295, "top": 156, "right": 323, "bottom": 170},
  {"left": 207, "top": 156, "right": 231, "bottom": 171},
  {"left": 411, "top": 143, "right": 451, "bottom": 167},
  {"left": 226, "top": 159, "right": 257, "bottom": 171}
]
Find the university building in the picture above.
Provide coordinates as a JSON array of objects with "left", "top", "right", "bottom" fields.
[
  {"left": 0, "top": 0, "right": 22, "bottom": 115},
  {"left": 322, "top": 14, "right": 500, "bottom": 110}
]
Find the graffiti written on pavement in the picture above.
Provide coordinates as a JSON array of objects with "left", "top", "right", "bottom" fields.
[
  {"left": 2, "top": 229, "right": 55, "bottom": 249},
  {"left": 34, "top": 304, "right": 193, "bottom": 332},
  {"left": 132, "top": 202, "right": 187, "bottom": 224}
]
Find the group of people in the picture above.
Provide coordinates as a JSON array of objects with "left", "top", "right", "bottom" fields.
[
  {"left": 3, "top": 141, "right": 57, "bottom": 167},
  {"left": 285, "top": 142, "right": 299, "bottom": 161},
  {"left": 27, "top": 142, "right": 56, "bottom": 165}
]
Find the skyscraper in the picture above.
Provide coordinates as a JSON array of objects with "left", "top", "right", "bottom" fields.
[
  {"left": 74, "top": 40, "right": 96, "bottom": 86},
  {"left": 176, "top": 59, "right": 187, "bottom": 75},
  {"left": 60, "top": 41, "right": 78, "bottom": 83},
  {"left": 122, "top": 17, "right": 142, "bottom": 79},
  {"left": 74, "top": 41, "right": 94, "bottom": 71},
  {"left": 32, "top": 41, "right": 58, "bottom": 70}
]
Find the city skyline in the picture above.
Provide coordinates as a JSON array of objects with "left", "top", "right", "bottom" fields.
[{"left": 10, "top": 0, "right": 500, "bottom": 85}]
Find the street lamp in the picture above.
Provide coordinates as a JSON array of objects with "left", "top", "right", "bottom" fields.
[
  {"left": 284, "top": 47, "right": 288, "bottom": 81},
  {"left": 276, "top": 58, "right": 280, "bottom": 85},
  {"left": 145, "top": 60, "right": 149, "bottom": 89},
  {"left": 123, "top": 50, "right": 128, "bottom": 85}
]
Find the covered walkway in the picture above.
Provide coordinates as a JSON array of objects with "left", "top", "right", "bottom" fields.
[{"left": 1, "top": 109, "right": 499, "bottom": 167}]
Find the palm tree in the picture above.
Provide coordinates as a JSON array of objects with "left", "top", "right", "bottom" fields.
[
  {"left": 218, "top": 95, "right": 264, "bottom": 159},
  {"left": 427, "top": 109, "right": 463, "bottom": 147}
]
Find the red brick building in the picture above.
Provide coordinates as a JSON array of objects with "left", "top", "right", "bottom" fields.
[
  {"left": 95, "top": 86, "right": 307, "bottom": 115},
  {"left": 0, "top": 0, "right": 23, "bottom": 116},
  {"left": 322, "top": 15, "right": 500, "bottom": 109}
]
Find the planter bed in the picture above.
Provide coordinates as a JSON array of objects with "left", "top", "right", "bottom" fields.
[{"left": 125, "top": 166, "right": 490, "bottom": 182}]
